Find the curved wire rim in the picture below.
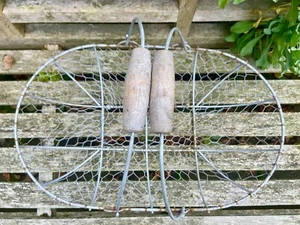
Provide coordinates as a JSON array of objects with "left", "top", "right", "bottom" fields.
[
  {"left": 115, "top": 16, "right": 151, "bottom": 216},
  {"left": 165, "top": 27, "right": 190, "bottom": 51},
  {"left": 156, "top": 26, "right": 189, "bottom": 220},
  {"left": 125, "top": 16, "right": 146, "bottom": 48},
  {"left": 13, "top": 43, "right": 285, "bottom": 213}
]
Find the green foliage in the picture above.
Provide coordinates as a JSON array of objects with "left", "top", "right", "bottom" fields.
[
  {"left": 222, "top": 0, "right": 300, "bottom": 76},
  {"left": 230, "top": 21, "right": 255, "bottom": 33},
  {"left": 36, "top": 70, "right": 62, "bottom": 82},
  {"left": 218, "top": 0, "right": 245, "bottom": 8},
  {"left": 218, "top": 0, "right": 278, "bottom": 8}
]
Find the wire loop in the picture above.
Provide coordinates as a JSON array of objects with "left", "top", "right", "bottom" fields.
[
  {"left": 125, "top": 16, "right": 146, "bottom": 48},
  {"left": 165, "top": 27, "right": 190, "bottom": 51}
]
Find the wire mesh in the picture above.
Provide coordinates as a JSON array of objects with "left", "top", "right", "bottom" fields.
[{"left": 14, "top": 43, "right": 284, "bottom": 215}]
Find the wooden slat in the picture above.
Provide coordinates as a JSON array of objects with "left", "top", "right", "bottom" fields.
[
  {"left": 2, "top": 112, "right": 189, "bottom": 138},
  {"left": 0, "top": 1, "right": 4, "bottom": 14},
  {"left": 2, "top": 79, "right": 300, "bottom": 106},
  {"left": 177, "top": 0, "right": 198, "bottom": 36},
  {"left": 0, "top": 49, "right": 284, "bottom": 75},
  {"left": 1, "top": 208, "right": 300, "bottom": 218},
  {"left": 3, "top": 0, "right": 284, "bottom": 23},
  {"left": 2, "top": 215, "right": 300, "bottom": 225},
  {"left": 194, "top": 112, "right": 284, "bottom": 136},
  {"left": 1, "top": 111, "right": 292, "bottom": 138},
  {"left": 0, "top": 180, "right": 299, "bottom": 208},
  {"left": 1, "top": 215, "right": 300, "bottom": 225},
  {"left": 0, "top": 23, "right": 231, "bottom": 50},
  {"left": 1, "top": 144, "right": 295, "bottom": 173},
  {"left": 0, "top": 0, "right": 24, "bottom": 38},
  {"left": 0, "top": 215, "right": 300, "bottom": 225}
]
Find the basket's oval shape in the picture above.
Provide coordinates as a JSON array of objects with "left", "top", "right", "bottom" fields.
[{"left": 14, "top": 45, "right": 284, "bottom": 214}]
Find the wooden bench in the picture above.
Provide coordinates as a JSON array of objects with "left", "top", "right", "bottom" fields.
[{"left": 1, "top": 0, "right": 300, "bottom": 224}]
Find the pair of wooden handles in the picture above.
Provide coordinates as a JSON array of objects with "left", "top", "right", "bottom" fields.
[{"left": 123, "top": 47, "right": 175, "bottom": 134}]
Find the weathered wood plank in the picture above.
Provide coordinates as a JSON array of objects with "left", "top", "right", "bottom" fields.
[
  {"left": 0, "top": 0, "right": 24, "bottom": 38},
  {"left": 0, "top": 49, "right": 284, "bottom": 75},
  {"left": 177, "top": 0, "right": 198, "bottom": 36},
  {"left": 1, "top": 144, "right": 294, "bottom": 173},
  {"left": 194, "top": 112, "right": 284, "bottom": 136},
  {"left": 0, "top": 23, "right": 231, "bottom": 50},
  {"left": 2, "top": 112, "right": 188, "bottom": 138},
  {"left": 0, "top": 79, "right": 273, "bottom": 105},
  {"left": 1, "top": 208, "right": 300, "bottom": 218},
  {"left": 0, "top": 0, "right": 4, "bottom": 15},
  {"left": 0, "top": 180, "right": 299, "bottom": 208},
  {"left": 1, "top": 111, "right": 291, "bottom": 138},
  {"left": 0, "top": 13, "right": 24, "bottom": 38},
  {"left": 1, "top": 215, "right": 300, "bottom": 225},
  {"left": 1, "top": 79, "right": 299, "bottom": 106},
  {"left": 0, "top": 50, "right": 59, "bottom": 74},
  {"left": 3, "top": 0, "right": 285, "bottom": 23}
]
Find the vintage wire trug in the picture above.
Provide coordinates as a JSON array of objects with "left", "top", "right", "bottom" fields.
[{"left": 14, "top": 17, "right": 285, "bottom": 220}]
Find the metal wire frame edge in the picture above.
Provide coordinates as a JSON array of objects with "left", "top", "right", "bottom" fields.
[{"left": 13, "top": 43, "right": 285, "bottom": 215}]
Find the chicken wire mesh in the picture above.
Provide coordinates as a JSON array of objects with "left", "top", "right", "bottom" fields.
[{"left": 14, "top": 20, "right": 284, "bottom": 219}]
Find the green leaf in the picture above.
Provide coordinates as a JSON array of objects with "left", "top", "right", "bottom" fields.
[
  {"left": 255, "top": 42, "right": 272, "bottom": 69},
  {"left": 291, "top": 49, "right": 300, "bottom": 59},
  {"left": 263, "top": 20, "right": 279, "bottom": 34},
  {"left": 230, "top": 21, "right": 255, "bottom": 34},
  {"left": 233, "top": 0, "right": 245, "bottom": 4},
  {"left": 283, "top": 29, "right": 294, "bottom": 42},
  {"left": 286, "top": 0, "right": 300, "bottom": 26},
  {"left": 240, "top": 34, "right": 264, "bottom": 56},
  {"left": 225, "top": 32, "right": 239, "bottom": 42},
  {"left": 269, "top": 49, "right": 280, "bottom": 68},
  {"left": 272, "top": 33, "right": 286, "bottom": 53},
  {"left": 290, "top": 32, "right": 300, "bottom": 46},
  {"left": 233, "top": 30, "right": 255, "bottom": 52},
  {"left": 271, "top": 23, "right": 286, "bottom": 33},
  {"left": 284, "top": 48, "right": 294, "bottom": 69},
  {"left": 269, "top": 40, "right": 281, "bottom": 68},
  {"left": 218, "top": 0, "right": 231, "bottom": 8}
]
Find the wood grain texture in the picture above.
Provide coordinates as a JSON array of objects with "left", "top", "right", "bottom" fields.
[
  {"left": 177, "top": 0, "right": 198, "bottom": 36},
  {"left": 1, "top": 215, "right": 300, "bottom": 225},
  {"left": 3, "top": 0, "right": 286, "bottom": 23},
  {"left": 1, "top": 145, "right": 296, "bottom": 173},
  {"left": 2, "top": 79, "right": 299, "bottom": 106},
  {"left": 0, "top": 49, "right": 284, "bottom": 75},
  {"left": 1, "top": 111, "right": 293, "bottom": 138},
  {"left": 0, "top": 0, "right": 5, "bottom": 10},
  {"left": 123, "top": 48, "right": 151, "bottom": 132},
  {"left": 1, "top": 208, "right": 300, "bottom": 218},
  {"left": 0, "top": 23, "right": 231, "bottom": 50},
  {"left": 0, "top": 0, "right": 24, "bottom": 38},
  {"left": 0, "top": 0, "right": 298, "bottom": 220},
  {"left": 150, "top": 50, "right": 175, "bottom": 133},
  {"left": 0, "top": 180, "right": 299, "bottom": 208},
  {"left": 0, "top": 13, "right": 24, "bottom": 38}
]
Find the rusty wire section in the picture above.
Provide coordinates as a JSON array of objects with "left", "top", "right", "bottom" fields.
[{"left": 14, "top": 44, "right": 284, "bottom": 214}]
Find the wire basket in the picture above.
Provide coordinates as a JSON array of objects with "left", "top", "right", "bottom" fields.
[{"left": 14, "top": 17, "right": 284, "bottom": 220}]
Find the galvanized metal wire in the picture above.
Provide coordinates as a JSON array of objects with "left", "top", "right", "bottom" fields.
[{"left": 14, "top": 18, "right": 284, "bottom": 220}]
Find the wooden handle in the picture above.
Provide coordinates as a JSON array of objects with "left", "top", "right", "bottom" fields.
[
  {"left": 123, "top": 47, "right": 151, "bottom": 132},
  {"left": 150, "top": 50, "right": 175, "bottom": 133}
]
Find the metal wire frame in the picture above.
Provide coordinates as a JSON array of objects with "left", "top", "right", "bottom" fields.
[
  {"left": 157, "top": 27, "right": 189, "bottom": 221},
  {"left": 14, "top": 17, "right": 285, "bottom": 219},
  {"left": 14, "top": 43, "right": 285, "bottom": 212},
  {"left": 115, "top": 16, "right": 151, "bottom": 216}
]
